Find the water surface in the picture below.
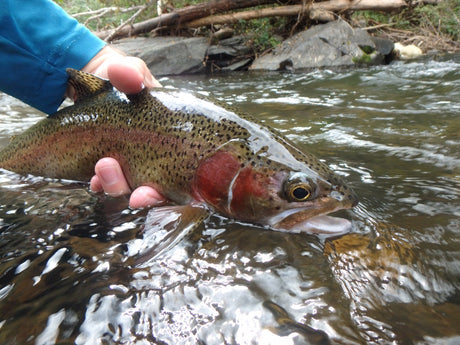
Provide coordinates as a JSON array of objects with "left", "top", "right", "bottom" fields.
[{"left": 0, "top": 54, "right": 459, "bottom": 345}]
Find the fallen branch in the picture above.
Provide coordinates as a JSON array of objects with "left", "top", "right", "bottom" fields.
[
  {"left": 185, "top": 0, "right": 407, "bottom": 28},
  {"left": 187, "top": 5, "right": 307, "bottom": 27},
  {"left": 96, "top": 0, "right": 289, "bottom": 40},
  {"left": 72, "top": 5, "right": 145, "bottom": 27},
  {"left": 361, "top": 22, "right": 398, "bottom": 31},
  {"left": 373, "top": 23, "right": 460, "bottom": 51},
  {"left": 104, "top": 3, "right": 151, "bottom": 42},
  {"left": 72, "top": 7, "right": 119, "bottom": 18}
]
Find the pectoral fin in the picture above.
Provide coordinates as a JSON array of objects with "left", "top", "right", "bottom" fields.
[{"left": 127, "top": 203, "right": 210, "bottom": 265}]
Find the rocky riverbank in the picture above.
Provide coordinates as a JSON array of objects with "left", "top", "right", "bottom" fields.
[{"left": 113, "top": 20, "right": 419, "bottom": 76}]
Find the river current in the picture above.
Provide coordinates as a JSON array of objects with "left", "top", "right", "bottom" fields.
[{"left": 0, "top": 54, "right": 459, "bottom": 345}]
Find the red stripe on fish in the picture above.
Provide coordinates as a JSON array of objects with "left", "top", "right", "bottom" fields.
[
  {"left": 229, "top": 167, "right": 271, "bottom": 220},
  {"left": 194, "top": 151, "right": 241, "bottom": 213}
]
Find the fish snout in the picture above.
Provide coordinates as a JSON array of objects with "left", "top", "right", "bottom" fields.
[
  {"left": 332, "top": 184, "right": 359, "bottom": 208},
  {"left": 319, "top": 176, "right": 358, "bottom": 209}
]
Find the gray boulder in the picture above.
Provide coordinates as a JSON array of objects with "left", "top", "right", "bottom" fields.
[
  {"left": 113, "top": 36, "right": 209, "bottom": 76},
  {"left": 250, "top": 20, "right": 384, "bottom": 71}
]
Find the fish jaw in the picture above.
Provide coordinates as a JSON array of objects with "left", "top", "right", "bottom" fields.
[
  {"left": 266, "top": 199, "right": 354, "bottom": 235},
  {"left": 294, "top": 215, "right": 352, "bottom": 235}
]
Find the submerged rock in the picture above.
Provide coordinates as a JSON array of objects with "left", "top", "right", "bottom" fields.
[{"left": 250, "top": 20, "right": 391, "bottom": 71}]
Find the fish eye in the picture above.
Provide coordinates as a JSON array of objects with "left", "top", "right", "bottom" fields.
[
  {"left": 287, "top": 183, "right": 312, "bottom": 202},
  {"left": 283, "top": 172, "right": 316, "bottom": 202}
]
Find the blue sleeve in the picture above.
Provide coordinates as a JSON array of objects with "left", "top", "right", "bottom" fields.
[{"left": 0, "top": 0, "right": 106, "bottom": 114}]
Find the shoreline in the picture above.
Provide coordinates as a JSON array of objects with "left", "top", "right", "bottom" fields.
[{"left": 111, "top": 19, "right": 445, "bottom": 78}]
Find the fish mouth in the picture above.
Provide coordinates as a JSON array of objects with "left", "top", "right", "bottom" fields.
[
  {"left": 285, "top": 214, "right": 352, "bottom": 235},
  {"left": 268, "top": 202, "right": 353, "bottom": 236}
]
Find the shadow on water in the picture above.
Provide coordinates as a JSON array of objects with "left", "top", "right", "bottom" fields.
[{"left": 0, "top": 54, "right": 460, "bottom": 344}]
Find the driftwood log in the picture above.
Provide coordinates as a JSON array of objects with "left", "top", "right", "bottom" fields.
[
  {"left": 96, "top": 0, "right": 282, "bottom": 40},
  {"left": 185, "top": 0, "right": 407, "bottom": 28},
  {"left": 96, "top": 0, "right": 408, "bottom": 41}
]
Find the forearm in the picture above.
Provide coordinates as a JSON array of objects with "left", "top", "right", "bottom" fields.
[{"left": 0, "top": 0, "right": 106, "bottom": 114}]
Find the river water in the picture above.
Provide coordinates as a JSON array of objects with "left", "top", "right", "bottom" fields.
[{"left": 0, "top": 55, "right": 459, "bottom": 345}]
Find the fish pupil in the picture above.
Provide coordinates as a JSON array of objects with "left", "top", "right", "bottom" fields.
[{"left": 293, "top": 187, "right": 309, "bottom": 200}]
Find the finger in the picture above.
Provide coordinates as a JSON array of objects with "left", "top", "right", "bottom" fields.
[
  {"left": 94, "top": 157, "right": 131, "bottom": 197},
  {"left": 82, "top": 46, "right": 161, "bottom": 94},
  {"left": 107, "top": 57, "right": 161, "bottom": 94},
  {"left": 129, "top": 186, "right": 166, "bottom": 209},
  {"left": 90, "top": 175, "right": 103, "bottom": 192}
]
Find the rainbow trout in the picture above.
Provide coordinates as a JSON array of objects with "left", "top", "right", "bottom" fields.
[{"left": 0, "top": 69, "right": 358, "bottom": 254}]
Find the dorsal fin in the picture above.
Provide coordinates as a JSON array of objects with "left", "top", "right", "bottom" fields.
[
  {"left": 126, "top": 87, "right": 151, "bottom": 102},
  {"left": 66, "top": 68, "right": 113, "bottom": 102}
]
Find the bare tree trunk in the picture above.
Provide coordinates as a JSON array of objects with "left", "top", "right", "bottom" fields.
[{"left": 185, "top": 0, "right": 407, "bottom": 28}]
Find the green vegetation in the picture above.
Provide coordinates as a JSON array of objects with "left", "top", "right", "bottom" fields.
[
  {"left": 60, "top": 0, "right": 288, "bottom": 53},
  {"left": 60, "top": 0, "right": 459, "bottom": 52},
  {"left": 352, "top": 51, "right": 374, "bottom": 65},
  {"left": 415, "top": 0, "right": 460, "bottom": 41},
  {"left": 352, "top": 0, "right": 459, "bottom": 51},
  {"left": 58, "top": 0, "right": 159, "bottom": 31},
  {"left": 234, "top": 17, "right": 284, "bottom": 53}
]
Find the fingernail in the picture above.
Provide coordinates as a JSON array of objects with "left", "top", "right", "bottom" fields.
[{"left": 144, "top": 73, "right": 161, "bottom": 88}]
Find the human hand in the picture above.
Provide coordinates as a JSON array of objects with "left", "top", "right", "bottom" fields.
[
  {"left": 90, "top": 158, "right": 164, "bottom": 209},
  {"left": 81, "top": 46, "right": 165, "bottom": 208},
  {"left": 82, "top": 46, "right": 162, "bottom": 93}
]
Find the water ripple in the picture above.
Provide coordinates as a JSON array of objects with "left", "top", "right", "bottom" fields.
[
  {"left": 1, "top": 55, "right": 460, "bottom": 344},
  {"left": 315, "top": 128, "right": 460, "bottom": 170}
]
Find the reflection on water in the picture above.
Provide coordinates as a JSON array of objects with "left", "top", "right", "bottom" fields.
[{"left": 1, "top": 54, "right": 459, "bottom": 344}]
